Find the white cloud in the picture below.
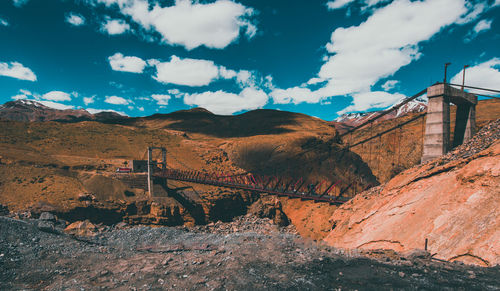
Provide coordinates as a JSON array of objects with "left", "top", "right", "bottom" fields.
[
  {"left": 11, "top": 94, "right": 28, "bottom": 100},
  {"left": 42, "top": 91, "right": 71, "bottom": 101},
  {"left": 19, "top": 89, "right": 31, "bottom": 95},
  {"left": 38, "top": 100, "right": 75, "bottom": 110},
  {"left": 450, "top": 58, "right": 500, "bottom": 95},
  {"left": 151, "top": 94, "right": 171, "bottom": 105},
  {"left": 101, "top": 18, "right": 130, "bottom": 35},
  {"left": 87, "top": 108, "right": 127, "bottom": 116},
  {"left": 108, "top": 53, "right": 147, "bottom": 73},
  {"left": 473, "top": 19, "right": 493, "bottom": 34},
  {"left": 83, "top": 96, "right": 96, "bottom": 105},
  {"left": 104, "top": 95, "right": 130, "bottom": 105},
  {"left": 381, "top": 80, "right": 400, "bottom": 91},
  {"left": 12, "top": 0, "right": 29, "bottom": 8},
  {"left": 219, "top": 66, "right": 237, "bottom": 79},
  {"left": 0, "top": 61, "right": 37, "bottom": 81},
  {"left": 151, "top": 55, "right": 220, "bottom": 86},
  {"left": 0, "top": 18, "right": 9, "bottom": 26},
  {"left": 66, "top": 13, "right": 86, "bottom": 26},
  {"left": 326, "top": 0, "right": 390, "bottom": 10},
  {"left": 321, "top": 0, "right": 466, "bottom": 93},
  {"left": 273, "top": 0, "right": 474, "bottom": 112},
  {"left": 270, "top": 87, "right": 321, "bottom": 105},
  {"left": 184, "top": 87, "right": 268, "bottom": 115},
  {"left": 95, "top": 0, "right": 257, "bottom": 50},
  {"left": 337, "top": 91, "right": 406, "bottom": 115},
  {"left": 465, "top": 18, "right": 493, "bottom": 42},
  {"left": 326, "top": 0, "right": 355, "bottom": 10}
]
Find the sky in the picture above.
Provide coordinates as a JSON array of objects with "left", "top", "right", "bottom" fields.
[{"left": 0, "top": 0, "right": 499, "bottom": 120}]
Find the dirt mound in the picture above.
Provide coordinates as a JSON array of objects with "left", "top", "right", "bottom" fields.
[{"left": 324, "top": 119, "right": 500, "bottom": 266}]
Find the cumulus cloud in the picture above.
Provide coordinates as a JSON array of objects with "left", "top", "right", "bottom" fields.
[
  {"left": 270, "top": 87, "right": 321, "bottom": 105},
  {"left": 66, "top": 13, "right": 86, "bottom": 26},
  {"left": 12, "top": 0, "right": 29, "bottom": 8},
  {"left": 42, "top": 91, "right": 72, "bottom": 101},
  {"left": 94, "top": 0, "right": 257, "bottom": 50},
  {"left": 184, "top": 87, "right": 268, "bottom": 115},
  {"left": 465, "top": 19, "right": 493, "bottom": 42},
  {"left": 151, "top": 55, "right": 220, "bottom": 86},
  {"left": 381, "top": 80, "right": 400, "bottom": 91},
  {"left": 0, "top": 18, "right": 9, "bottom": 26},
  {"left": 326, "top": 0, "right": 390, "bottom": 10},
  {"left": 101, "top": 18, "right": 130, "bottom": 35},
  {"left": 337, "top": 91, "right": 406, "bottom": 115},
  {"left": 0, "top": 61, "right": 37, "bottom": 81},
  {"left": 326, "top": 0, "right": 355, "bottom": 10},
  {"left": 450, "top": 58, "right": 500, "bottom": 95},
  {"left": 151, "top": 94, "right": 171, "bottom": 105},
  {"left": 104, "top": 95, "right": 130, "bottom": 105},
  {"left": 87, "top": 108, "right": 127, "bottom": 116},
  {"left": 108, "top": 53, "right": 147, "bottom": 73},
  {"left": 38, "top": 100, "right": 75, "bottom": 110},
  {"left": 83, "top": 96, "right": 96, "bottom": 105},
  {"left": 273, "top": 0, "right": 478, "bottom": 113}
]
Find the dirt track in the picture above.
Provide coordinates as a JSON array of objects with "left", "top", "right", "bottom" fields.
[{"left": 1, "top": 216, "right": 499, "bottom": 290}]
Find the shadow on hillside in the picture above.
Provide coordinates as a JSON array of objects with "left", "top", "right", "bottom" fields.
[
  {"left": 232, "top": 137, "right": 379, "bottom": 197},
  {"left": 150, "top": 109, "right": 298, "bottom": 138}
]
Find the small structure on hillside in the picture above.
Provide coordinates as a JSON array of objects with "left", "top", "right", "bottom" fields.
[
  {"left": 131, "top": 160, "right": 148, "bottom": 173},
  {"left": 421, "top": 83, "right": 477, "bottom": 163}
]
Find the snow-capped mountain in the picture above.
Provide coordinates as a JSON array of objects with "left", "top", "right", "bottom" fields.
[
  {"left": 0, "top": 99, "right": 126, "bottom": 122},
  {"left": 332, "top": 97, "right": 427, "bottom": 133}
]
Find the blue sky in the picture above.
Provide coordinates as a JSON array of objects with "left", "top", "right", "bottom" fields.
[{"left": 0, "top": 0, "right": 499, "bottom": 119}]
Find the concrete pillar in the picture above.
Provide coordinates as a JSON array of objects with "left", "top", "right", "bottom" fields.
[
  {"left": 452, "top": 104, "right": 471, "bottom": 148},
  {"left": 422, "top": 84, "right": 450, "bottom": 163},
  {"left": 421, "top": 84, "right": 477, "bottom": 163},
  {"left": 463, "top": 104, "right": 476, "bottom": 143}
]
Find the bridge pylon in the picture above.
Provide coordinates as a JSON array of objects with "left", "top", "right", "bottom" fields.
[
  {"left": 421, "top": 83, "right": 477, "bottom": 163},
  {"left": 147, "top": 146, "right": 167, "bottom": 197}
]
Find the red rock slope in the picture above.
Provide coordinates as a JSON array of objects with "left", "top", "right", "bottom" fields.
[{"left": 324, "top": 119, "right": 500, "bottom": 266}]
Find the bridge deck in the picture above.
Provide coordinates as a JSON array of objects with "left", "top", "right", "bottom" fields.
[{"left": 154, "top": 169, "right": 350, "bottom": 204}]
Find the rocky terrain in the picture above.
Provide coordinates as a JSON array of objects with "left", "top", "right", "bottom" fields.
[
  {"left": 0, "top": 98, "right": 499, "bottom": 289},
  {"left": 324, "top": 119, "right": 500, "bottom": 266},
  {"left": 1, "top": 214, "right": 499, "bottom": 290}
]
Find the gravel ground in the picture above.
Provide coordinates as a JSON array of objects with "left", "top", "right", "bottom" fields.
[{"left": 1, "top": 216, "right": 499, "bottom": 290}]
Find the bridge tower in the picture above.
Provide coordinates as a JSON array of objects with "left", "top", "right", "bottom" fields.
[
  {"left": 421, "top": 83, "right": 477, "bottom": 163},
  {"left": 147, "top": 146, "right": 167, "bottom": 197}
]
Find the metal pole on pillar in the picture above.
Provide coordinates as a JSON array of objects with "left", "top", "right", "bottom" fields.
[
  {"left": 461, "top": 65, "right": 469, "bottom": 91},
  {"left": 444, "top": 62, "right": 451, "bottom": 84},
  {"left": 162, "top": 147, "right": 167, "bottom": 188}
]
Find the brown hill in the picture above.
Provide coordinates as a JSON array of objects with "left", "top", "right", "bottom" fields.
[
  {"left": 324, "top": 119, "right": 500, "bottom": 266},
  {"left": 0, "top": 107, "right": 376, "bottom": 239}
]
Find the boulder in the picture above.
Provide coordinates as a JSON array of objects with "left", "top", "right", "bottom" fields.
[
  {"left": 64, "top": 220, "right": 97, "bottom": 236},
  {"left": 37, "top": 220, "right": 57, "bottom": 233},
  {"left": 39, "top": 212, "right": 56, "bottom": 221},
  {"left": 273, "top": 210, "right": 290, "bottom": 227}
]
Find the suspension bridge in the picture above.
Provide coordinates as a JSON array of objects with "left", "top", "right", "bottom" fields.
[{"left": 138, "top": 79, "right": 499, "bottom": 205}]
